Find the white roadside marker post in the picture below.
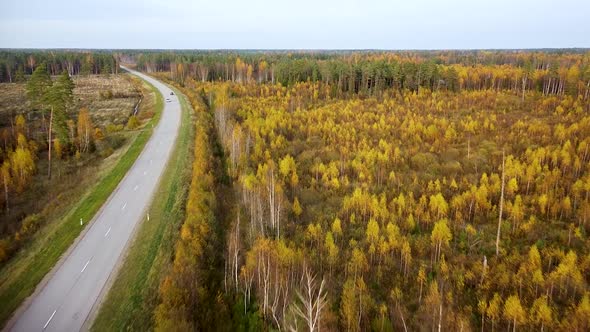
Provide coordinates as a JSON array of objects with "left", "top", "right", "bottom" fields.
[{"left": 80, "top": 218, "right": 83, "bottom": 226}]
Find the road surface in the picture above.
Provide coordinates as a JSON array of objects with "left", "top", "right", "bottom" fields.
[{"left": 8, "top": 67, "right": 181, "bottom": 332}]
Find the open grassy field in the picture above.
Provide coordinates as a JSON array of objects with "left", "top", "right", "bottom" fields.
[
  {"left": 0, "top": 76, "right": 163, "bottom": 328},
  {"left": 73, "top": 74, "right": 142, "bottom": 125},
  {"left": 0, "top": 75, "right": 139, "bottom": 126},
  {"left": 91, "top": 83, "right": 192, "bottom": 331}
]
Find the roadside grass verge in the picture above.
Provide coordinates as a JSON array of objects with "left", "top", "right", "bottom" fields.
[
  {"left": 0, "top": 79, "right": 163, "bottom": 328},
  {"left": 91, "top": 85, "right": 192, "bottom": 331}
]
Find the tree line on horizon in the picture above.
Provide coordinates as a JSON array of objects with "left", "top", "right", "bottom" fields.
[
  {"left": 131, "top": 50, "right": 590, "bottom": 99},
  {"left": 0, "top": 51, "right": 119, "bottom": 82}
]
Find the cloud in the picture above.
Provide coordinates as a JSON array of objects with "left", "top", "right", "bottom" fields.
[{"left": 0, "top": 0, "right": 588, "bottom": 49}]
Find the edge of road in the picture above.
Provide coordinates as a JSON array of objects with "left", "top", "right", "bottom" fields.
[
  {"left": 82, "top": 72, "right": 186, "bottom": 330},
  {"left": 2, "top": 67, "right": 167, "bottom": 332}
]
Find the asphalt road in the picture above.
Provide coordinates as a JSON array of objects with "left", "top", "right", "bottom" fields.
[{"left": 8, "top": 67, "right": 181, "bottom": 332}]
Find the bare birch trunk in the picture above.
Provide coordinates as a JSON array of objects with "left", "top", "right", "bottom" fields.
[{"left": 495, "top": 151, "right": 505, "bottom": 256}]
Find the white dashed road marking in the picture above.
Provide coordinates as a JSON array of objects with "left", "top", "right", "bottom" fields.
[
  {"left": 81, "top": 260, "right": 90, "bottom": 274},
  {"left": 104, "top": 227, "right": 111, "bottom": 237},
  {"left": 43, "top": 310, "right": 57, "bottom": 329}
]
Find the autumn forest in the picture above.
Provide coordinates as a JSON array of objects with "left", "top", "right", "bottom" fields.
[
  {"left": 145, "top": 50, "right": 590, "bottom": 331},
  {"left": 1, "top": 49, "right": 590, "bottom": 331}
]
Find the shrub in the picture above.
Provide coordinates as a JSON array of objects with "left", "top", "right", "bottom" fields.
[
  {"left": 19, "top": 214, "right": 43, "bottom": 238},
  {"left": 100, "top": 89, "right": 114, "bottom": 100},
  {"left": 100, "top": 147, "right": 114, "bottom": 159},
  {"left": 106, "top": 123, "right": 124, "bottom": 133},
  {"left": 126, "top": 115, "right": 140, "bottom": 130},
  {"left": 107, "top": 134, "right": 126, "bottom": 150}
]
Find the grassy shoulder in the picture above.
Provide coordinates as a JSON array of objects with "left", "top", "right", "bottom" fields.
[
  {"left": 91, "top": 85, "right": 193, "bottom": 331},
  {"left": 0, "top": 78, "right": 164, "bottom": 328}
]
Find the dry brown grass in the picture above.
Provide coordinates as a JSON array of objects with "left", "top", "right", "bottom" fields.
[
  {"left": 0, "top": 84, "right": 27, "bottom": 128},
  {"left": 73, "top": 74, "right": 140, "bottom": 126},
  {"left": 0, "top": 74, "right": 141, "bottom": 131}
]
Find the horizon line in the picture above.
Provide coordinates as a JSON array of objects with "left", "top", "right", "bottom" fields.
[{"left": 1, "top": 47, "right": 589, "bottom": 52}]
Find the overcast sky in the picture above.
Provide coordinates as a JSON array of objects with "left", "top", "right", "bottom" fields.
[{"left": 0, "top": 0, "right": 588, "bottom": 49}]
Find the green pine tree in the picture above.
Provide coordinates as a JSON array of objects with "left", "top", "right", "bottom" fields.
[
  {"left": 26, "top": 63, "right": 52, "bottom": 110},
  {"left": 45, "top": 70, "right": 75, "bottom": 178},
  {"left": 47, "top": 70, "right": 74, "bottom": 145}
]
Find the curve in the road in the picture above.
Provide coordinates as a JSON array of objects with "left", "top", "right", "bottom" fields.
[{"left": 7, "top": 68, "right": 181, "bottom": 332}]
